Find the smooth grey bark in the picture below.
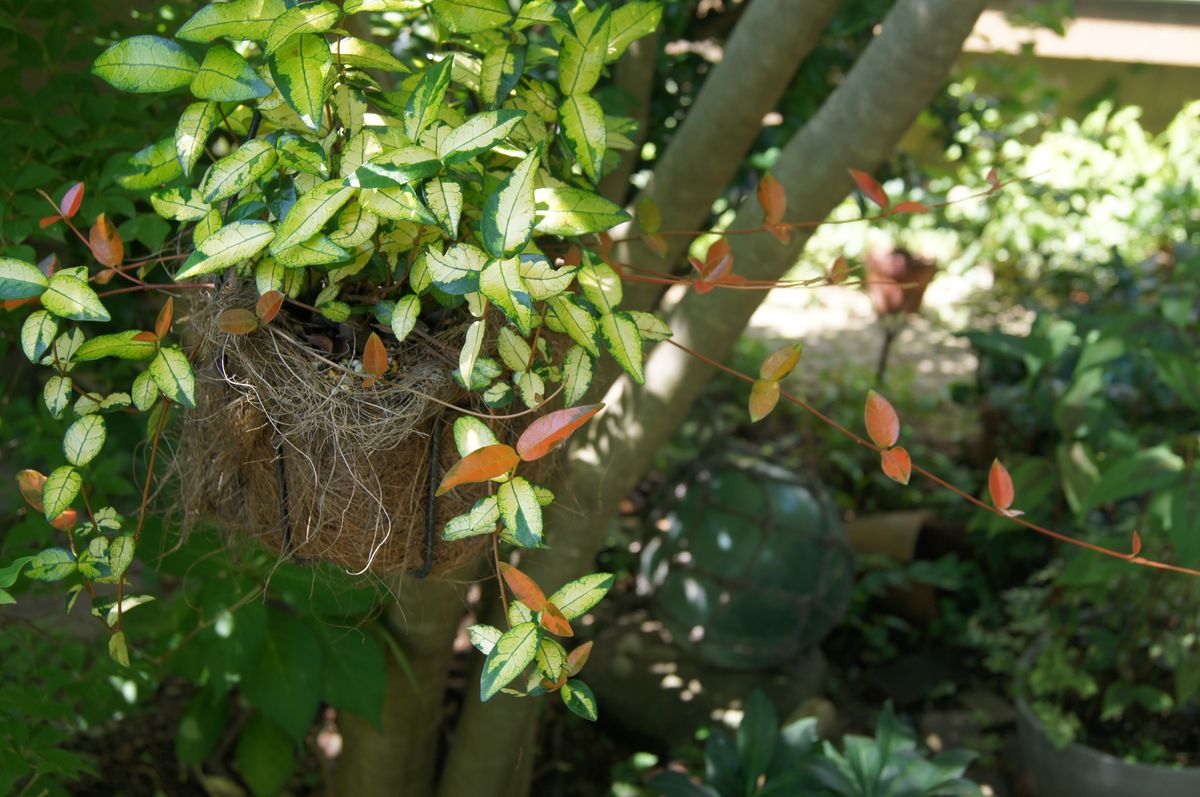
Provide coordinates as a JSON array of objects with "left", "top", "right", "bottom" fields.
[{"left": 435, "top": 2, "right": 986, "bottom": 797}]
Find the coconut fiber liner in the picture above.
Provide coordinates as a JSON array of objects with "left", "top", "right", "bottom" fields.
[{"left": 174, "top": 282, "right": 494, "bottom": 576}]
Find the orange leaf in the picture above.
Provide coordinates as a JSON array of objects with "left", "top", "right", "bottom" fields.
[
  {"left": 131, "top": 331, "right": 159, "bottom": 343},
  {"left": 645, "top": 233, "right": 668, "bottom": 258},
  {"left": 829, "top": 256, "right": 849, "bottom": 285},
  {"left": 880, "top": 446, "right": 911, "bottom": 485},
  {"left": 765, "top": 222, "right": 791, "bottom": 245},
  {"left": 566, "top": 640, "right": 593, "bottom": 676},
  {"left": 757, "top": 173, "right": 787, "bottom": 224},
  {"left": 748, "top": 379, "right": 779, "bottom": 423},
  {"left": 539, "top": 602, "right": 573, "bottom": 637},
  {"left": 17, "top": 469, "right": 46, "bottom": 512},
  {"left": 498, "top": 563, "right": 548, "bottom": 612},
  {"left": 864, "top": 390, "right": 900, "bottom": 448},
  {"left": 986, "top": 167, "right": 1001, "bottom": 191},
  {"left": 1130, "top": 530, "right": 1142, "bottom": 558},
  {"left": 50, "top": 509, "right": 78, "bottom": 532},
  {"left": 891, "top": 201, "right": 929, "bottom": 215},
  {"left": 849, "top": 168, "right": 889, "bottom": 210},
  {"left": 155, "top": 297, "right": 173, "bottom": 339},
  {"left": 256, "top": 290, "right": 284, "bottom": 324},
  {"left": 515, "top": 404, "right": 605, "bottom": 462},
  {"left": 704, "top": 238, "right": 732, "bottom": 276},
  {"left": 4, "top": 298, "right": 39, "bottom": 311},
  {"left": 217, "top": 308, "right": 260, "bottom": 335},
  {"left": 563, "top": 245, "right": 582, "bottom": 267},
  {"left": 363, "top": 332, "right": 387, "bottom": 377},
  {"left": 61, "top": 182, "right": 85, "bottom": 218},
  {"left": 94, "top": 268, "right": 116, "bottom": 286},
  {"left": 988, "top": 459, "right": 1015, "bottom": 511},
  {"left": 89, "top": 212, "right": 124, "bottom": 268},
  {"left": 39, "top": 215, "right": 62, "bottom": 229},
  {"left": 759, "top": 343, "right": 802, "bottom": 381},
  {"left": 436, "top": 444, "right": 520, "bottom": 495}
]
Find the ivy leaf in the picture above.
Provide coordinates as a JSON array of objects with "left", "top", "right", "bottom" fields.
[
  {"left": 546, "top": 572, "right": 614, "bottom": 620},
  {"left": 497, "top": 476, "right": 543, "bottom": 547},
  {"left": 599, "top": 311, "right": 644, "bottom": 383},
  {"left": 438, "top": 110, "right": 526, "bottom": 165},
  {"left": 561, "top": 679, "right": 598, "bottom": 721},
  {"left": 516, "top": 404, "right": 604, "bottom": 462},
  {"left": 199, "top": 139, "right": 278, "bottom": 203},
  {"left": 150, "top": 346, "right": 196, "bottom": 407},
  {"left": 534, "top": 186, "right": 628, "bottom": 236},
  {"left": 437, "top": 444, "right": 520, "bottom": 495},
  {"left": 270, "top": 181, "right": 356, "bottom": 254},
  {"left": 265, "top": 1, "right": 341, "bottom": 55},
  {"left": 235, "top": 715, "right": 295, "bottom": 797},
  {"left": 270, "top": 34, "right": 335, "bottom": 132},
  {"left": 40, "top": 274, "right": 110, "bottom": 322},
  {"left": 480, "top": 258, "right": 534, "bottom": 334},
  {"left": 479, "top": 621, "right": 540, "bottom": 702},
  {"left": 558, "top": 7, "right": 610, "bottom": 95},
  {"left": 560, "top": 345, "right": 594, "bottom": 407},
  {"left": 431, "top": 0, "right": 512, "bottom": 34},
  {"left": 63, "top": 415, "right": 107, "bottom": 467},
  {"left": 91, "top": 35, "right": 199, "bottom": 93},
  {"left": 175, "top": 101, "right": 219, "bottom": 177},
  {"left": 42, "top": 467, "right": 82, "bottom": 523},
  {"left": 178, "top": 220, "right": 275, "bottom": 279},
  {"left": 481, "top": 148, "right": 540, "bottom": 259},
  {"left": 20, "top": 311, "right": 58, "bottom": 362},
  {"left": 424, "top": 178, "right": 463, "bottom": 237},
  {"left": 176, "top": 0, "right": 286, "bottom": 43},
  {"left": 558, "top": 95, "right": 606, "bottom": 184},
  {"left": 190, "top": 45, "right": 271, "bottom": 102},
  {"left": 546, "top": 295, "right": 599, "bottom": 356},
  {"left": 426, "top": 243, "right": 487, "bottom": 295},
  {"left": 403, "top": 57, "right": 453, "bottom": 141},
  {"left": 0, "top": 258, "right": 48, "bottom": 300},
  {"left": 242, "top": 609, "right": 323, "bottom": 742}
]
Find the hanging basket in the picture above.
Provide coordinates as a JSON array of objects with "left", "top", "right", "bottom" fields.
[{"left": 173, "top": 282, "right": 493, "bottom": 576}]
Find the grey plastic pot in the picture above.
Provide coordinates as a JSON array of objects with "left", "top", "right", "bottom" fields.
[{"left": 1016, "top": 697, "right": 1200, "bottom": 797}]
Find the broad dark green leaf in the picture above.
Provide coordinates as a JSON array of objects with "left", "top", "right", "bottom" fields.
[
  {"left": 270, "top": 34, "right": 335, "bottom": 132},
  {"left": 1083, "top": 444, "right": 1185, "bottom": 510},
  {"left": 92, "top": 35, "right": 199, "bottom": 93},
  {"left": 241, "top": 609, "right": 323, "bottom": 742},
  {"left": 235, "top": 713, "right": 296, "bottom": 797},
  {"left": 318, "top": 626, "right": 385, "bottom": 726}
]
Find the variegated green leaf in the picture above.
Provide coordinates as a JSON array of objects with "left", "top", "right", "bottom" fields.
[
  {"left": 547, "top": 572, "right": 614, "bottom": 620},
  {"left": 199, "top": 139, "right": 278, "bottom": 203},
  {"left": 403, "top": 57, "right": 453, "bottom": 141},
  {"left": 558, "top": 94, "right": 606, "bottom": 184},
  {"left": 92, "top": 35, "right": 199, "bottom": 93},
  {"left": 330, "top": 201, "right": 377, "bottom": 248},
  {"left": 425, "top": 243, "right": 487, "bottom": 295},
  {"left": 459, "top": 319, "right": 485, "bottom": 387},
  {"left": 438, "top": 110, "right": 525, "bottom": 165},
  {"left": 347, "top": 146, "right": 441, "bottom": 189},
  {"left": 442, "top": 494, "right": 500, "bottom": 541},
  {"left": 270, "top": 34, "right": 335, "bottom": 132},
  {"left": 176, "top": 0, "right": 286, "bottom": 43},
  {"left": 194, "top": 208, "right": 223, "bottom": 247},
  {"left": 546, "top": 294, "right": 599, "bottom": 355},
  {"left": 74, "top": 331, "right": 159, "bottom": 362},
  {"left": 534, "top": 186, "right": 629, "bottom": 236},
  {"left": 480, "top": 42, "right": 525, "bottom": 107},
  {"left": 577, "top": 261, "right": 623, "bottom": 315},
  {"left": 330, "top": 36, "right": 408, "bottom": 72},
  {"left": 0, "top": 258, "right": 47, "bottom": 300},
  {"left": 513, "top": 369, "right": 545, "bottom": 408},
  {"left": 561, "top": 345, "right": 594, "bottom": 407},
  {"left": 390, "top": 294, "right": 421, "bottom": 342},
  {"left": 20, "top": 311, "right": 58, "bottom": 362},
  {"left": 63, "top": 415, "right": 107, "bottom": 467},
  {"left": 467, "top": 623, "right": 503, "bottom": 656},
  {"left": 270, "top": 180, "right": 356, "bottom": 253},
  {"left": 479, "top": 257, "right": 533, "bottom": 334},
  {"left": 599, "top": 311, "right": 644, "bottom": 383},
  {"left": 536, "top": 637, "right": 568, "bottom": 680},
  {"left": 558, "top": 6, "right": 610, "bottom": 96},
  {"left": 481, "top": 148, "right": 539, "bottom": 258},
  {"left": 265, "top": 1, "right": 341, "bottom": 54},
  {"left": 606, "top": 1, "right": 662, "bottom": 62},
  {"left": 360, "top": 186, "right": 436, "bottom": 224},
  {"left": 497, "top": 326, "right": 531, "bottom": 371},
  {"left": 274, "top": 235, "right": 349, "bottom": 267},
  {"left": 131, "top": 371, "right": 159, "bottom": 412},
  {"left": 118, "top": 138, "right": 183, "bottom": 190},
  {"left": 424, "top": 178, "right": 463, "bottom": 238},
  {"left": 176, "top": 101, "right": 219, "bottom": 177},
  {"left": 149, "top": 346, "right": 196, "bottom": 407},
  {"left": 431, "top": 0, "right": 512, "bottom": 34},
  {"left": 26, "top": 548, "right": 76, "bottom": 582},
  {"left": 497, "top": 476, "right": 542, "bottom": 547},
  {"left": 178, "top": 220, "right": 275, "bottom": 278},
  {"left": 151, "top": 187, "right": 212, "bottom": 221},
  {"left": 628, "top": 310, "right": 672, "bottom": 341},
  {"left": 276, "top": 133, "right": 330, "bottom": 178},
  {"left": 514, "top": 0, "right": 556, "bottom": 28},
  {"left": 40, "top": 274, "right": 110, "bottom": 322},
  {"left": 519, "top": 255, "right": 575, "bottom": 300},
  {"left": 479, "top": 621, "right": 540, "bottom": 701},
  {"left": 453, "top": 416, "right": 499, "bottom": 456},
  {"left": 190, "top": 45, "right": 271, "bottom": 102},
  {"left": 561, "top": 679, "right": 598, "bottom": 721},
  {"left": 43, "top": 376, "right": 72, "bottom": 419},
  {"left": 42, "top": 467, "right": 81, "bottom": 522},
  {"left": 507, "top": 599, "right": 533, "bottom": 626},
  {"left": 345, "top": 0, "right": 428, "bottom": 12}
]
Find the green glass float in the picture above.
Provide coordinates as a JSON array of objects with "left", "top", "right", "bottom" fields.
[{"left": 640, "top": 457, "right": 854, "bottom": 669}]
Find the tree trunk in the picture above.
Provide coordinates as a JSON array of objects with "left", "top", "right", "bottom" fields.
[{"left": 434, "top": 2, "right": 985, "bottom": 797}]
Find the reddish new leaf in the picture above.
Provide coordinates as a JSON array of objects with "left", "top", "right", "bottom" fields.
[
  {"left": 1130, "top": 530, "right": 1142, "bottom": 558},
  {"left": 704, "top": 238, "right": 732, "bottom": 276},
  {"left": 759, "top": 343, "right": 803, "bottom": 381},
  {"left": 155, "top": 297, "right": 173, "bottom": 340},
  {"left": 829, "top": 256, "right": 849, "bottom": 285},
  {"left": 17, "top": 469, "right": 46, "bottom": 512},
  {"left": 988, "top": 458, "right": 1015, "bottom": 511},
  {"left": 566, "top": 640, "right": 594, "bottom": 676},
  {"left": 363, "top": 332, "right": 387, "bottom": 377},
  {"left": 563, "top": 245, "right": 582, "bottom": 268},
  {"left": 132, "top": 331, "right": 160, "bottom": 343},
  {"left": 765, "top": 222, "right": 791, "bottom": 245},
  {"left": 748, "top": 379, "right": 779, "bottom": 423},
  {"left": 757, "top": 173, "right": 787, "bottom": 225},
  {"left": 540, "top": 602, "right": 574, "bottom": 637},
  {"left": 436, "top": 444, "right": 520, "bottom": 495},
  {"left": 880, "top": 446, "right": 911, "bottom": 485},
  {"left": 516, "top": 403, "right": 605, "bottom": 462},
  {"left": 94, "top": 268, "right": 116, "bottom": 286},
  {"left": 256, "top": 290, "right": 284, "bottom": 324},
  {"left": 39, "top": 215, "right": 62, "bottom": 229},
  {"left": 89, "top": 213, "right": 124, "bottom": 267},
  {"left": 864, "top": 390, "right": 900, "bottom": 448},
  {"left": 217, "top": 308, "right": 260, "bottom": 335},
  {"left": 849, "top": 168, "right": 889, "bottom": 211},
  {"left": 891, "top": 201, "right": 929, "bottom": 215},
  {"left": 50, "top": 509, "right": 79, "bottom": 532},
  {"left": 986, "top": 167, "right": 1001, "bottom": 191},
  {"left": 61, "top": 182, "right": 85, "bottom": 218},
  {"left": 498, "top": 563, "right": 548, "bottom": 612}
]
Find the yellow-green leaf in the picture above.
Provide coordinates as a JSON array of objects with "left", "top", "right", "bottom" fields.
[
  {"left": 265, "top": 1, "right": 341, "bottom": 54},
  {"left": 561, "top": 679, "right": 598, "bottom": 721},
  {"left": 347, "top": 146, "right": 441, "bottom": 189},
  {"left": 274, "top": 235, "right": 349, "bottom": 268},
  {"left": 271, "top": 180, "right": 356, "bottom": 254},
  {"left": 74, "top": 331, "right": 158, "bottom": 362},
  {"left": 131, "top": 371, "right": 159, "bottom": 412},
  {"left": 519, "top": 255, "right": 575, "bottom": 301},
  {"left": 149, "top": 346, "right": 196, "bottom": 407},
  {"left": 430, "top": 0, "right": 511, "bottom": 34},
  {"left": 558, "top": 94, "right": 606, "bottom": 184},
  {"left": 26, "top": 548, "right": 76, "bottom": 582},
  {"left": 0, "top": 258, "right": 48, "bottom": 300},
  {"left": 577, "top": 261, "right": 622, "bottom": 315},
  {"left": 628, "top": 310, "right": 671, "bottom": 342},
  {"left": 561, "top": 345, "right": 594, "bottom": 407},
  {"left": 190, "top": 45, "right": 271, "bottom": 102},
  {"left": 438, "top": 110, "right": 526, "bottom": 165},
  {"left": 426, "top": 243, "right": 487, "bottom": 295},
  {"left": 599, "top": 311, "right": 644, "bottom": 383},
  {"left": 345, "top": 0, "right": 429, "bottom": 12},
  {"left": 479, "top": 257, "right": 533, "bottom": 334},
  {"left": 330, "top": 36, "right": 408, "bottom": 72},
  {"left": 558, "top": 7, "right": 610, "bottom": 96},
  {"left": 151, "top": 187, "right": 212, "bottom": 221},
  {"left": 20, "top": 311, "right": 58, "bottom": 362},
  {"left": 442, "top": 494, "right": 500, "bottom": 540},
  {"left": 175, "top": 101, "right": 219, "bottom": 177},
  {"left": 482, "top": 148, "right": 539, "bottom": 258},
  {"left": 178, "top": 220, "right": 275, "bottom": 279},
  {"left": 534, "top": 186, "right": 629, "bottom": 236},
  {"left": 63, "top": 415, "right": 107, "bottom": 467},
  {"left": 109, "top": 631, "right": 130, "bottom": 667},
  {"left": 40, "top": 274, "right": 110, "bottom": 322},
  {"left": 118, "top": 138, "right": 183, "bottom": 190},
  {"left": 276, "top": 133, "right": 330, "bottom": 178},
  {"left": 536, "top": 637, "right": 568, "bottom": 681},
  {"left": 389, "top": 294, "right": 421, "bottom": 342},
  {"left": 42, "top": 466, "right": 81, "bottom": 522},
  {"left": 176, "top": 0, "right": 286, "bottom": 43},
  {"left": 459, "top": 319, "right": 485, "bottom": 387},
  {"left": 403, "top": 57, "right": 453, "bottom": 141},
  {"left": 480, "top": 621, "right": 540, "bottom": 701},
  {"left": 546, "top": 295, "right": 599, "bottom": 355},
  {"left": 497, "top": 326, "right": 531, "bottom": 371},
  {"left": 467, "top": 623, "right": 503, "bottom": 655},
  {"left": 360, "top": 186, "right": 436, "bottom": 224},
  {"left": 424, "top": 178, "right": 463, "bottom": 238},
  {"left": 497, "top": 476, "right": 542, "bottom": 547},
  {"left": 43, "top": 376, "right": 71, "bottom": 419},
  {"left": 200, "top": 139, "right": 278, "bottom": 203},
  {"left": 606, "top": 1, "right": 662, "bottom": 63},
  {"left": 546, "top": 572, "right": 614, "bottom": 620},
  {"left": 480, "top": 42, "right": 525, "bottom": 106},
  {"left": 453, "top": 416, "right": 500, "bottom": 456},
  {"left": 92, "top": 35, "right": 199, "bottom": 93},
  {"left": 269, "top": 33, "right": 335, "bottom": 132}
]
